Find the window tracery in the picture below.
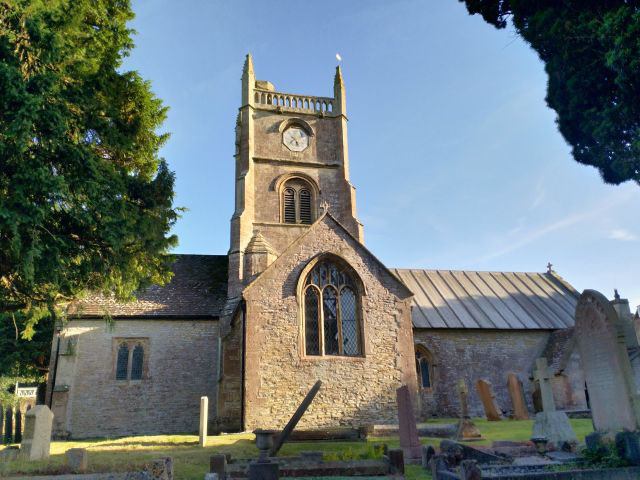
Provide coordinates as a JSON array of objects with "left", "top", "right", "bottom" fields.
[{"left": 302, "top": 259, "right": 362, "bottom": 357}]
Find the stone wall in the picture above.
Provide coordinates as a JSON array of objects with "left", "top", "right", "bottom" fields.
[
  {"left": 217, "top": 313, "right": 243, "bottom": 431},
  {"left": 413, "top": 329, "right": 551, "bottom": 418},
  {"left": 242, "top": 215, "right": 417, "bottom": 430},
  {"left": 51, "top": 319, "right": 218, "bottom": 439}
]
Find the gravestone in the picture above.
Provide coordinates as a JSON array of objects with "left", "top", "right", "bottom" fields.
[
  {"left": 396, "top": 385, "right": 422, "bottom": 459},
  {"left": 19, "top": 404, "right": 54, "bottom": 460},
  {"left": 200, "top": 396, "right": 208, "bottom": 447},
  {"left": 66, "top": 448, "right": 89, "bottom": 472},
  {"left": 269, "top": 380, "right": 322, "bottom": 456},
  {"left": 15, "top": 407, "right": 22, "bottom": 443},
  {"left": 575, "top": 289, "right": 640, "bottom": 432},
  {"left": 456, "top": 379, "right": 482, "bottom": 440},
  {"left": 210, "top": 454, "right": 227, "bottom": 479},
  {"left": 506, "top": 373, "right": 529, "bottom": 420},
  {"left": 531, "top": 358, "right": 576, "bottom": 448},
  {"left": 475, "top": 379, "right": 501, "bottom": 421},
  {"left": 4, "top": 406, "right": 13, "bottom": 444}
]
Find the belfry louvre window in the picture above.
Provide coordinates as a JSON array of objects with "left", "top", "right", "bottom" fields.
[
  {"left": 303, "top": 260, "right": 362, "bottom": 357},
  {"left": 281, "top": 179, "right": 314, "bottom": 225}
]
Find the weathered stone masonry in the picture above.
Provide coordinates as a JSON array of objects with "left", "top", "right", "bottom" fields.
[
  {"left": 414, "top": 329, "right": 550, "bottom": 418},
  {"left": 51, "top": 319, "right": 218, "bottom": 439},
  {"left": 242, "top": 216, "right": 417, "bottom": 430}
]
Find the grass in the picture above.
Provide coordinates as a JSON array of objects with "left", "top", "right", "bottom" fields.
[{"left": 0, "top": 418, "right": 594, "bottom": 480}]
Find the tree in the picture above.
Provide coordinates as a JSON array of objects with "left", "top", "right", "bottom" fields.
[
  {"left": 0, "top": 0, "right": 179, "bottom": 375},
  {"left": 459, "top": 0, "right": 640, "bottom": 185}
]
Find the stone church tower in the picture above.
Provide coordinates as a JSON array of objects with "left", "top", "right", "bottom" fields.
[
  {"left": 227, "top": 54, "right": 363, "bottom": 298},
  {"left": 218, "top": 55, "right": 417, "bottom": 431}
]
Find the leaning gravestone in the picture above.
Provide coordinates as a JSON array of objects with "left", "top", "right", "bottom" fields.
[
  {"left": 475, "top": 379, "right": 501, "bottom": 421},
  {"left": 531, "top": 358, "right": 576, "bottom": 448},
  {"left": 20, "top": 405, "right": 54, "bottom": 460},
  {"left": 397, "top": 385, "right": 422, "bottom": 459},
  {"left": 575, "top": 289, "right": 640, "bottom": 433},
  {"left": 507, "top": 373, "right": 529, "bottom": 420}
]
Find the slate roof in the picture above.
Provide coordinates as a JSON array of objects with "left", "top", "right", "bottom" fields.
[
  {"left": 389, "top": 269, "right": 579, "bottom": 330},
  {"left": 70, "top": 255, "right": 228, "bottom": 318}
]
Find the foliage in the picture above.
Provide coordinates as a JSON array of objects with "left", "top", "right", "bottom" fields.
[
  {"left": 0, "top": 0, "right": 179, "bottom": 373},
  {"left": 459, "top": 1, "right": 640, "bottom": 185},
  {"left": 324, "top": 443, "right": 385, "bottom": 461},
  {"left": 582, "top": 440, "right": 630, "bottom": 469}
]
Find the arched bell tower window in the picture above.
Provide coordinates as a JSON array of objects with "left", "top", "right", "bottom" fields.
[
  {"left": 281, "top": 178, "right": 315, "bottom": 225},
  {"left": 302, "top": 258, "right": 362, "bottom": 357},
  {"left": 415, "top": 345, "right": 434, "bottom": 390}
]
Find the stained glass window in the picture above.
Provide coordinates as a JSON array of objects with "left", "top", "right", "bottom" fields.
[
  {"left": 131, "top": 344, "right": 144, "bottom": 380},
  {"left": 303, "top": 259, "right": 362, "bottom": 357},
  {"left": 116, "top": 343, "right": 129, "bottom": 380}
]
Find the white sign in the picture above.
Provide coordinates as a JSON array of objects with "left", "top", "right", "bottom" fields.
[{"left": 16, "top": 387, "right": 38, "bottom": 398}]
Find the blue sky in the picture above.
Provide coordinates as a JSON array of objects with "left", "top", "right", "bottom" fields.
[{"left": 124, "top": 0, "right": 640, "bottom": 310}]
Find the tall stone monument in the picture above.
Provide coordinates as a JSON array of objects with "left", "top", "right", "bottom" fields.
[
  {"left": 531, "top": 358, "right": 576, "bottom": 448},
  {"left": 20, "top": 405, "right": 54, "bottom": 460},
  {"left": 575, "top": 289, "right": 640, "bottom": 433},
  {"left": 396, "top": 385, "right": 422, "bottom": 459}
]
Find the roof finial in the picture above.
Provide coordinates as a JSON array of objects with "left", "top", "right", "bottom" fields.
[
  {"left": 334, "top": 65, "right": 344, "bottom": 87},
  {"left": 320, "top": 200, "right": 330, "bottom": 214},
  {"left": 546, "top": 262, "right": 553, "bottom": 273},
  {"left": 614, "top": 289, "right": 620, "bottom": 301},
  {"left": 243, "top": 53, "right": 254, "bottom": 76}
]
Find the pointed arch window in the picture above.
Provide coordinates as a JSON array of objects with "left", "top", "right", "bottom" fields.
[
  {"left": 114, "top": 338, "right": 149, "bottom": 381},
  {"left": 131, "top": 344, "right": 144, "bottom": 380},
  {"left": 281, "top": 178, "right": 315, "bottom": 225},
  {"left": 415, "top": 345, "right": 435, "bottom": 390},
  {"left": 116, "top": 343, "right": 129, "bottom": 380},
  {"left": 302, "top": 259, "right": 362, "bottom": 357}
]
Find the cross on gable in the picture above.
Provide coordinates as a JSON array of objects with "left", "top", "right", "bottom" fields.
[{"left": 534, "top": 357, "right": 556, "bottom": 412}]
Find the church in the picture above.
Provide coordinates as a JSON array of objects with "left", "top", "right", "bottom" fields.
[{"left": 47, "top": 55, "right": 599, "bottom": 439}]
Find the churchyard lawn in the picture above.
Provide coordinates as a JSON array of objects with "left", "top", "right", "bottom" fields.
[{"left": 0, "top": 418, "right": 593, "bottom": 480}]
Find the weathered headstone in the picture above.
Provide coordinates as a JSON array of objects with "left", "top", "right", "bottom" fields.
[
  {"left": 210, "top": 454, "right": 227, "bottom": 479},
  {"left": 575, "top": 289, "right": 640, "bottom": 432},
  {"left": 506, "top": 373, "right": 529, "bottom": 420},
  {"left": 199, "top": 396, "right": 208, "bottom": 447},
  {"left": 19, "top": 404, "right": 54, "bottom": 460},
  {"left": 269, "top": 380, "right": 322, "bottom": 457},
  {"left": 456, "top": 379, "right": 482, "bottom": 440},
  {"left": 421, "top": 445, "right": 435, "bottom": 469},
  {"left": 475, "top": 379, "right": 501, "bottom": 421},
  {"left": 459, "top": 459, "right": 482, "bottom": 480},
  {"left": 66, "top": 448, "right": 89, "bottom": 472},
  {"left": 4, "top": 406, "right": 14, "bottom": 444},
  {"left": 388, "top": 448, "right": 404, "bottom": 474},
  {"left": 14, "top": 407, "right": 22, "bottom": 443},
  {"left": 531, "top": 358, "right": 576, "bottom": 448},
  {"left": 396, "top": 385, "right": 422, "bottom": 459}
]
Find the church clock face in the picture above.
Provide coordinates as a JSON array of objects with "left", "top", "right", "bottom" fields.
[{"left": 283, "top": 127, "right": 309, "bottom": 152}]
